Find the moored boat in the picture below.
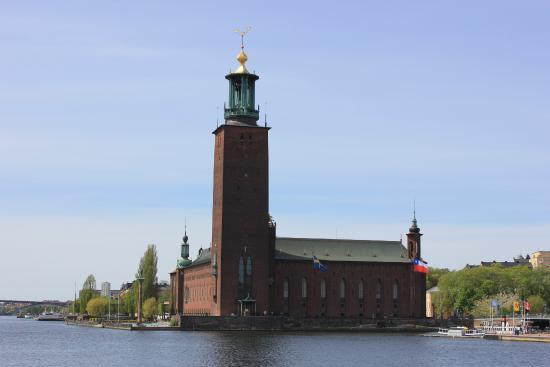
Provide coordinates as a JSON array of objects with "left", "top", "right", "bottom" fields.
[
  {"left": 36, "top": 311, "right": 64, "bottom": 321},
  {"left": 437, "top": 327, "right": 485, "bottom": 338}
]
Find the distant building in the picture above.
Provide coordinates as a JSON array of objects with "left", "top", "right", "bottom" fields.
[
  {"left": 110, "top": 289, "right": 121, "bottom": 298},
  {"left": 426, "top": 286, "right": 439, "bottom": 318},
  {"left": 101, "top": 282, "right": 111, "bottom": 298},
  {"left": 530, "top": 251, "right": 550, "bottom": 269},
  {"left": 465, "top": 254, "right": 531, "bottom": 269}
]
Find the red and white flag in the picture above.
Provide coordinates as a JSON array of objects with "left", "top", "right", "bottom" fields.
[{"left": 413, "top": 259, "right": 428, "bottom": 273}]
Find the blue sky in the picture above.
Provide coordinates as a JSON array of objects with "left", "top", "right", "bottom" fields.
[{"left": 1, "top": 1, "right": 549, "bottom": 300}]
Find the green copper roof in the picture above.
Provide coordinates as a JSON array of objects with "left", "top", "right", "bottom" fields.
[
  {"left": 275, "top": 237, "right": 410, "bottom": 263},
  {"left": 177, "top": 258, "right": 192, "bottom": 268},
  {"left": 187, "top": 247, "right": 211, "bottom": 267}
]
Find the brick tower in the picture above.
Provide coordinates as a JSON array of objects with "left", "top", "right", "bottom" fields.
[
  {"left": 210, "top": 36, "right": 271, "bottom": 316},
  {"left": 407, "top": 211, "right": 426, "bottom": 317}
]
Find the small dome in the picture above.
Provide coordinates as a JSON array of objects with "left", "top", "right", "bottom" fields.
[
  {"left": 235, "top": 49, "right": 249, "bottom": 74},
  {"left": 183, "top": 233, "right": 189, "bottom": 244},
  {"left": 177, "top": 257, "right": 192, "bottom": 268}
]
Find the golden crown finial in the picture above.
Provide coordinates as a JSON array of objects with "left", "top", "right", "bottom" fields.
[{"left": 234, "top": 26, "right": 251, "bottom": 74}]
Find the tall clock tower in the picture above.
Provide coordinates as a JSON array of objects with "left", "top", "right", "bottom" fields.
[{"left": 210, "top": 39, "right": 271, "bottom": 316}]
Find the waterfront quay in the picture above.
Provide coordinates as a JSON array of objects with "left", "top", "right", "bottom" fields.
[{"left": 66, "top": 315, "right": 438, "bottom": 333}]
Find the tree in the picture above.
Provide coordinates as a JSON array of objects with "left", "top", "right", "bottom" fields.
[
  {"left": 69, "top": 299, "right": 80, "bottom": 314},
  {"left": 82, "top": 274, "right": 96, "bottom": 290},
  {"left": 80, "top": 274, "right": 98, "bottom": 313},
  {"left": 136, "top": 244, "right": 158, "bottom": 301},
  {"left": 157, "top": 286, "right": 171, "bottom": 319},
  {"left": 143, "top": 297, "right": 157, "bottom": 321},
  {"left": 526, "top": 295, "right": 545, "bottom": 314},
  {"left": 123, "top": 283, "right": 137, "bottom": 318},
  {"left": 86, "top": 297, "right": 108, "bottom": 318},
  {"left": 437, "top": 265, "right": 550, "bottom": 317},
  {"left": 427, "top": 267, "right": 450, "bottom": 289}
]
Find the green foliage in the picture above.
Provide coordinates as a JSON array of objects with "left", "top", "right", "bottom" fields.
[
  {"left": 68, "top": 299, "right": 80, "bottom": 314},
  {"left": 79, "top": 289, "right": 98, "bottom": 314},
  {"left": 79, "top": 274, "right": 98, "bottom": 314},
  {"left": 143, "top": 297, "right": 157, "bottom": 320},
  {"left": 136, "top": 244, "right": 158, "bottom": 301},
  {"left": 21, "top": 305, "right": 65, "bottom": 315},
  {"left": 527, "top": 295, "right": 545, "bottom": 314},
  {"left": 471, "top": 293, "right": 516, "bottom": 317},
  {"left": 157, "top": 287, "right": 171, "bottom": 314},
  {"left": 86, "top": 297, "right": 108, "bottom": 317},
  {"left": 437, "top": 265, "right": 550, "bottom": 317},
  {"left": 124, "top": 284, "right": 137, "bottom": 318},
  {"left": 427, "top": 267, "right": 450, "bottom": 289},
  {"left": 82, "top": 274, "right": 96, "bottom": 290},
  {"left": 169, "top": 317, "right": 178, "bottom": 327}
]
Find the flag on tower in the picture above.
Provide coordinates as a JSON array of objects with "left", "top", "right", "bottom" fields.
[
  {"left": 313, "top": 256, "right": 328, "bottom": 272},
  {"left": 413, "top": 259, "right": 428, "bottom": 273}
]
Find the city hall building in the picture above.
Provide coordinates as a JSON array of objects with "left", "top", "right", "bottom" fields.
[{"left": 170, "top": 42, "right": 426, "bottom": 319}]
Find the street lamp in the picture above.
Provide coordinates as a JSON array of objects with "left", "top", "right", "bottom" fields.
[{"left": 136, "top": 276, "right": 145, "bottom": 324}]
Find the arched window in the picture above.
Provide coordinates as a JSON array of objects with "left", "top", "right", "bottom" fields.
[
  {"left": 358, "top": 279, "right": 364, "bottom": 300},
  {"left": 246, "top": 256, "right": 253, "bottom": 276},
  {"left": 301, "top": 278, "right": 308, "bottom": 298},
  {"left": 184, "top": 287, "right": 190, "bottom": 303},
  {"left": 283, "top": 278, "right": 289, "bottom": 300},
  {"left": 340, "top": 279, "right": 346, "bottom": 299},
  {"left": 376, "top": 279, "right": 382, "bottom": 300},
  {"left": 238, "top": 257, "right": 245, "bottom": 285},
  {"left": 320, "top": 279, "right": 326, "bottom": 299},
  {"left": 393, "top": 280, "right": 399, "bottom": 300}
]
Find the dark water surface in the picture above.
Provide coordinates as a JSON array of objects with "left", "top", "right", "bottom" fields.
[{"left": 0, "top": 316, "right": 547, "bottom": 367}]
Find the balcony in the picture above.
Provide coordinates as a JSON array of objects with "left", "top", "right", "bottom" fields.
[{"left": 224, "top": 107, "right": 259, "bottom": 120}]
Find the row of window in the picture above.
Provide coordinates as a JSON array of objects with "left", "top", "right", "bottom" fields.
[
  {"left": 283, "top": 278, "right": 399, "bottom": 301},
  {"left": 184, "top": 285, "right": 212, "bottom": 303},
  {"left": 238, "top": 256, "right": 253, "bottom": 285}
]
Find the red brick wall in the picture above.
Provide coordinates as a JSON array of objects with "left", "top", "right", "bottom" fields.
[
  {"left": 211, "top": 125, "right": 271, "bottom": 316},
  {"left": 272, "top": 261, "right": 425, "bottom": 318},
  {"left": 182, "top": 264, "right": 214, "bottom": 315}
]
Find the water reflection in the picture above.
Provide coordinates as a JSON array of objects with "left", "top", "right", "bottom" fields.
[{"left": 1, "top": 317, "right": 549, "bottom": 367}]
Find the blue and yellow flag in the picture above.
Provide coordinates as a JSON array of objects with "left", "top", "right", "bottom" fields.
[{"left": 313, "top": 256, "right": 328, "bottom": 272}]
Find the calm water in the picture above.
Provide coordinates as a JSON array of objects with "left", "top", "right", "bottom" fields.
[{"left": 0, "top": 316, "right": 548, "bottom": 367}]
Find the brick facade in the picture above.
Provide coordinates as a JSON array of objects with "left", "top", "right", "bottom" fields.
[{"left": 169, "top": 51, "right": 426, "bottom": 319}]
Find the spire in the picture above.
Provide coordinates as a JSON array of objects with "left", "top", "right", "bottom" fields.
[
  {"left": 183, "top": 218, "right": 188, "bottom": 244},
  {"left": 409, "top": 201, "right": 420, "bottom": 233},
  {"left": 234, "top": 27, "right": 251, "bottom": 74}
]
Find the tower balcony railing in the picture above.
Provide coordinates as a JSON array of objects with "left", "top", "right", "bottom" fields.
[{"left": 224, "top": 107, "right": 259, "bottom": 120}]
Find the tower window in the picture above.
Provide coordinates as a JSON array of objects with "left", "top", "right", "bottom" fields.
[
  {"left": 283, "top": 279, "right": 289, "bottom": 300},
  {"left": 358, "top": 279, "right": 364, "bottom": 300},
  {"left": 301, "top": 278, "right": 308, "bottom": 298},
  {"left": 376, "top": 279, "right": 382, "bottom": 301},
  {"left": 246, "top": 256, "right": 253, "bottom": 276},
  {"left": 238, "top": 257, "right": 245, "bottom": 285},
  {"left": 320, "top": 279, "right": 326, "bottom": 299},
  {"left": 340, "top": 279, "right": 346, "bottom": 299},
  {"left": 393, "top": 280, "right": 399, "bottom": 300}
]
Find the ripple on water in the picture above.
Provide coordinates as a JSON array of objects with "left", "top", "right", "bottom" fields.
[{"left": 0, "top": 317, "right": 547, "bottom": 367}]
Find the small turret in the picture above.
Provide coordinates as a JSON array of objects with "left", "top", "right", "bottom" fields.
[
  {"left": 406, "top": 209, "right": 422, "bottom": 260},
  {"left": 177, "top": 227, "right": 192, "bottom": 268}
]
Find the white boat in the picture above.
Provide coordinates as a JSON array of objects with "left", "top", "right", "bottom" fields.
[
  {"left": 437, "top": 327, "right": 485, "bottom": 338},
  {"left": 36, "top": 311, "right": 64, "bottom": 321}
]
